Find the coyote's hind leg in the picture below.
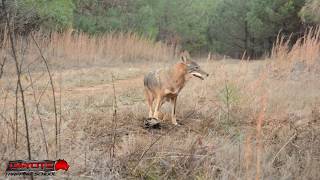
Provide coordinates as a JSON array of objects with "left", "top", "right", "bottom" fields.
[{"left": 153, "top": 95, "right": 164, "bottom": 120}]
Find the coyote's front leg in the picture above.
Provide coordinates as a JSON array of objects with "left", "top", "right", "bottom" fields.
[{"left": 171, "top": 96, "right": 178, "bottom": 125}]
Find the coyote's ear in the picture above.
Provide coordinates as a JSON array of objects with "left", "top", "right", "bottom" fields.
[{"left": 181, "top": 55, "right": 187, "bottom": 63}]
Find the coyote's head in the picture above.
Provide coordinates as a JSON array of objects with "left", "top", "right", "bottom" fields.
[{"left": 181, "top": 55, "right": 209, "bottom": 80}]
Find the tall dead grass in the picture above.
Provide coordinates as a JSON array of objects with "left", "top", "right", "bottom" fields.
[
  {"left": 0, "top": 29, "right": 175, "bottom": 73},
  {"left": 271, "top": 27, "right": 320, "bottom": 75},
  {"left": 45, "top": 30, "right": 174, "bottom": 64}
]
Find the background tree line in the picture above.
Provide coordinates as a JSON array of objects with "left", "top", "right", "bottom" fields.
[{"left": 0, "top": 0, "right": 319, "bottom": 58}]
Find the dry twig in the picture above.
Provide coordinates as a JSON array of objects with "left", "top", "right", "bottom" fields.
[
  {"left": 27, "top": 68, "right": 49, "bottom": 158},
  {"left": 30, "top": 33, "right": 58, "bottom": 158},
  {"left": 110, "top": 73, "right": 118, "bottom": 170}
]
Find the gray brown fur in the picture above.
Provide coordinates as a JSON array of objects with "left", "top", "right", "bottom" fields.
[{"left": 144, "top": 53, "right": 208, "bottom": 125}]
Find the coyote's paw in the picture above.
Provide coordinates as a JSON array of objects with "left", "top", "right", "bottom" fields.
[
  {"left": 171, "top": 118, "right": 180, "bottom": 126},
  {"left": 144, "top": 117, "right": 161, "bottom": 129}
]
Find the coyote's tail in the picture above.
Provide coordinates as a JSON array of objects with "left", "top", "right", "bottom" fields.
[{"left": 144, "top": 71, "right": 159, "bottom": 90}]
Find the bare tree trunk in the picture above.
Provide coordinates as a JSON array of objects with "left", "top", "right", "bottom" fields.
[
  {"left": 244, "top": 20, "right": 249, "bottom": 58},
  {"left": 2, "top": 3, "right": 33, "bottom": 180}
]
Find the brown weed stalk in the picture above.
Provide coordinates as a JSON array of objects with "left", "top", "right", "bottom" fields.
[{"left": 271, "top": 27, "right": 320, "bottom": 73}]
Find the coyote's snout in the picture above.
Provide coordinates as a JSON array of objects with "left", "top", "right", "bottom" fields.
[{"left": 143, "top": 52, "right": 209, "bottom": 125}]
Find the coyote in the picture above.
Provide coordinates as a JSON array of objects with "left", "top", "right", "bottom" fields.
[{"left": 144, "top": 52, "right": 209, "bottom": 125}]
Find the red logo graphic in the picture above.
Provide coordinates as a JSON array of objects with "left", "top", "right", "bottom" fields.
[
  {"left": 6, "top": 159, "right": 70, "bottom": 176},
  {"left": 55, "top": 159, "right": 69, "bottom": 171}
]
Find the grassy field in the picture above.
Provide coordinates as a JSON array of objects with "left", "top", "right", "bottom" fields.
[{"left": 0, "top": 30, "right": 319, "bottom": 179}]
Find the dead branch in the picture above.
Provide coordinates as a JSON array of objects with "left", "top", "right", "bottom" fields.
[
  {"left": 36, "top": 80, "right": 50, "bottom": 106},
  {"left": 14, "top": 79, "right": 18, "bottom": 156},
  {"left": 0, "top": 56, "right": 6, "bottom": 79},
  {"left": 2, "top": 0, "right": 32, "bottom": 166},
  {"left": 0, "top": 112, "right": 27, "bottom": 139},
  {"left": 271, "top": 131, "right": 297, "bottom": 165},
  {"left": 0, "top": 89, "right": 8, "bottom": 114},
  {"left": 110, "top": 73, "right": 118, "bottom": 170},
  {"left": 30, "top": 33, "right": 58, "bottom": 158},
  {"left": 58, "top": 71, "right": 62, "bottom": 157},
  {"left": 27, "top": 68, "right": 49, "bottom": 158}
]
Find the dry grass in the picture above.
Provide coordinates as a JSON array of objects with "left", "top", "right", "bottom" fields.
[
  {"left": 46, "top": 30, "right": 174, "bottom": 66},
  {"left": 0, "top": 28, "right": 320, "bottom": 179},
  {"left": 271, "top": 27, "right": 320, "bottom": 76}
]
